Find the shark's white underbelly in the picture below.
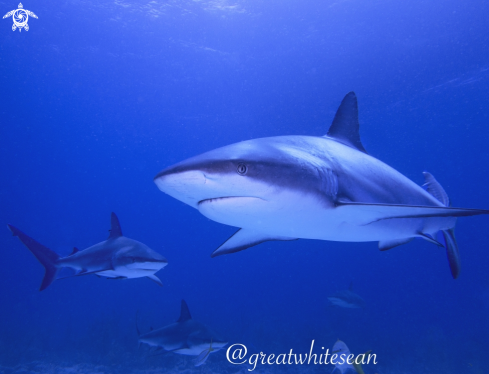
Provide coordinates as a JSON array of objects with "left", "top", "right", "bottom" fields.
[{"left": 198, "top": 194, "right": 455, "bottom": 242}]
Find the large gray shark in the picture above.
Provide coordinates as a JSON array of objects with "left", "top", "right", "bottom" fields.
[
  {"left": 137, "top": 300, "right": 228, "bottom": 358},
  {"left": 154, "top": 92, "right": 489, "bottom": 278},
  {"left": 7, "top": 213, "right": 168, "bottom": 290}
]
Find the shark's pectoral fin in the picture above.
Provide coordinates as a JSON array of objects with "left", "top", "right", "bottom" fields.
[
  {"left": 211, "top": 229, "right": 298, "bottom": 257},
  {"left": 378, "top": 237, "right": 413, "bottom": 251},
  {"left": 146, "top": 274, "right": 163, "bottom": 287},
  {"left": 336, "top": 201, "right": 489, "bottom": 224}
]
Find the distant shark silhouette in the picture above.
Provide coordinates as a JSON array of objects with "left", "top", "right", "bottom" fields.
[
  {"left": 154, "top": 92, "right": 489, "bottom": 278},
  {"left": 328, "top": 283, "right": 365, "bottom": 309},
  {"left": 137, "top": 300, "right": 227, "bottom": 358},
  {"left": 7, "top": 213, "right": 168, "bottom": 290}
]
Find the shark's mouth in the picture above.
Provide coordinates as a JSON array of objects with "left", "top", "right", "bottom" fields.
[
  {"left": 198, "top": 196, "right": 265, "bottom": 206},
  {"left": 197, "top": 196, "right": 268, "bottom": 226}
]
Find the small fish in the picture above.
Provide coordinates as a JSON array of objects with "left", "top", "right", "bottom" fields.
[{"left": 194, "top": 339, "right": 215, "bottom": 367}]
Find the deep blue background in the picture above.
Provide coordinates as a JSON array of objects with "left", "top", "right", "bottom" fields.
[{"left": 1, "top": 0, "right": 489, "bottom": 372}]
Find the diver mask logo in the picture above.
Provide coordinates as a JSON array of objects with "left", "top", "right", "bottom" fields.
[{"left": 3, "top": 3, "right": 38, "bottom": 32}]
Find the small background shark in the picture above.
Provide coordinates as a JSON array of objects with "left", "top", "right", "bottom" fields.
[
  {"left": 328, "top": 283, "right": 366, "bottom": 309},
  {"left": 7, "top": 212, "right": 168, "bottom": 290},
  {"left": 154, "top": 92, "right": 489, "bottom": 278},
  {"left": 137, "top": 300, "right": 228, "bottom": 358}
]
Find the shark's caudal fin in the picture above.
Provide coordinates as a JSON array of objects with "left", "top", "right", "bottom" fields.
[
  {"left": 108, "top": 212, "right": 123, "bottom": 239},
  {"left": 423, "top": 172, "right": 460, "bottom": 279},
  {"left": 177, "top": 300, "right": 192, "bottom": 322},
  {"left": 7, "top": 224, "right": 60, "bottom": 291},
  {"left": 211, "top": 228, "right": 298, "bottom": 257},
  {"left": 326, "top": 92, "right": 367, "bottom": 154}
]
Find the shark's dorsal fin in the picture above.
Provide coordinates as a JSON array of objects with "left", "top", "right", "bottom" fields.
[
  {"left": 108, "top": 212, "right": 123, "bottom": 239},
  {"left": 422, "top": 172, "right": 450, "bottom": 207},
  {"left": 70, "top": 247, "right": 79, "bottom": 255},
  {"left": 326, "top": 92, "right": 367, "bottom": 154},
  {"left": 177, "top": 300, "right": 192, "bottom": 323}
]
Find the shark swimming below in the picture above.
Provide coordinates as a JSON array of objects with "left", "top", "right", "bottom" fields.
[
  {"left": 137, "top": 300, "right": 228, "bottom": 360},
  {"left": 7, "top": 213, "right": 168, "bottom": 290},
  {"left": 154, "top": 92, "right": 489, "bottom": 278},
  {"left": 328, "top": 284, "right": 365, "bottom": 309}
]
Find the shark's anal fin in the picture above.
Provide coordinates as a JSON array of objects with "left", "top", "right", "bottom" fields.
[
  {"left": 211, "top": 229, "right": 298, "bottom": 257},
  {"left": 378, "top": 237, "right": 413, "bottom": 251},
  {"left": 146, "top": 274, "right": 163, "bottom": 287},
  {"left": 177, "top": 300, "right": 192, "bottom": 323},
  {"left": 108, "top": 212, "right": 123, "bottom": 239},
  {"left": 326, "top": 92, "right": 367, "bottom": 154}
]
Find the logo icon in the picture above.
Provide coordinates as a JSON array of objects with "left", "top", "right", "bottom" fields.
[{"left": 3, "top": 3, "right": 37, "bottom": 32}]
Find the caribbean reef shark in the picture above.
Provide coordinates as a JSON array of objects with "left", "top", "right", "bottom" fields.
[
  {"left": 154, "top": 92, "right": 489, "bottom": 278},
  {"left": 7, "top": 213, "right": 168, "bottom": 290},
  {"left": 328, "top": 284, "right": 365, "bottom": 309},
  {"left": 137, "top": 300, "right": 227, "bottom": 357}
]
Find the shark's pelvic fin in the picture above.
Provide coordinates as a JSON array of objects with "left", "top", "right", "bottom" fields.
[
  {"left": 211, "top": 228, "right": 298, "bottom": 257},
  {"left": 326, "top": 91, "right": 367, "bottom": 154},
  {"left": 146, "top": 274, "right": 163, "bottom": 287},
  {"left": 108, "top": 212, "right": 123, "bottom": 239},
  {"left": 378, "top": 237, "right": 413, "bottom": 251},
  {"left": 422, "top": 172, "right": 450, "bottom": 206},
  {"left": 7, "top": 224, "right": 60, "bottom": 291},
  {"left": 422, "top": 172, "right": 461, "bottom": 279},
  {"left": 177, "top": 300, "right": 192, "bottom": 323}
]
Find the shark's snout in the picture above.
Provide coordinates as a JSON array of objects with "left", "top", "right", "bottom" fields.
[{"left": 154, "top": 167, "right": 208, "bottom": 207}]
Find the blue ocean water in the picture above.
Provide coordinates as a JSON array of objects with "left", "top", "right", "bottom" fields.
[{"left": 1, "top": 0, "right": 489, "bottom": 373}]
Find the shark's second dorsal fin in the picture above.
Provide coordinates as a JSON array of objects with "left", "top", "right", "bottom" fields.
[
  {"left": 326, "top": 92, "right": 367, "bottom": 154},
  {"left": 108, "top": 212, "right": 123, "bottom": 239},
  {"left": 70, "top": 247, "right": 79, "bottom": 255},
  {"left": 422, "top": 172, "right": 450, "bottom": 207},
  {"left": 177, "top": 300, "right": 192, "bottom": 323}
]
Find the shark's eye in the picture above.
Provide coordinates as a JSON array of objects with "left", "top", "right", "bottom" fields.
[{"left": 237, "top": 163, "right": 247, "bottom": 175}]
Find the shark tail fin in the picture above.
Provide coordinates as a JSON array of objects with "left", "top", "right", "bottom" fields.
[
  {"left": 422, "top": 172, "right": 460, "bottom": 279},
  {"left": 7, "top": 224, "right": 60, "bottom": 291}
]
